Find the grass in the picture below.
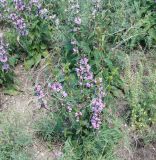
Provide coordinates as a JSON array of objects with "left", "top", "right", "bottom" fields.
[{"left": 0, "top": 109, "right": 33, "bottom": 160}]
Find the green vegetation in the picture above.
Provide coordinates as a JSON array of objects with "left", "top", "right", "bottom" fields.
[{"left": 0, "top": 0, "right": 156, "bottom": 159}]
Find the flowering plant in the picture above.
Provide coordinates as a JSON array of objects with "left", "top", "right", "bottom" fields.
[
  {"left": 0, "top": 38, "right": 14, "bottom": 87},
  {"left": 33, "top": 0, "right": 122, "bottom": 141},
  {"left": 34, "top": 56, "right": 108, "bottom": 141},
  {"left": 0, "top": 0, "right": 53, "bottom": 70}
]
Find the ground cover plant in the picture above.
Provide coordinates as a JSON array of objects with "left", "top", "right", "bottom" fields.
[
  {"left": 0, "top": 110, "right": 32, "bottom": 160},
  {"left": 0, "top": 0, "right": 156, "bottom": 160}
]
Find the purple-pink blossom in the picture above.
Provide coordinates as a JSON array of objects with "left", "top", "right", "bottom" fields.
[
  {"left": 0, "top": 53, "right": 7, "bottom": 63},
  {"left": 91, "top": 113, "right": 101, "bottom": 129},
  {"left": 91, "top": 98, "right": 105, "bottom": 113},
  {"left": 13, "top": 0, "right": 25, "bottom": 11},
  {"left": 34, "top": 84, "right": 45, "bottom": 99},
  {"left": 2, "top": 63, "right": 9, "bottom": 71},
  {"left": 62, "top": 91, "right": 68, "bottom": 97},
  {"left": 0, "top": 42, "right": 10, "bottom": 71},
  {"left": 49, "top": 82, "right": 63, "bottom": 92},
  {"left": 76, "top": 57, "right": 94, "bottom": 87},
  {"left": 91, "top": 78, "right": 105, "bottom": 130},
  {"left": 10, "top": 13, "right": 28, "bottom": 36},
  {"left": 74, "top": 17, "right": 81, "bottom": 25},
  {"left": 0, "top": 0, "right": 7, "bottom": 7},
  {"left": 80, "top": 57, "right": 88, "bottom": 65},
  {"left": 49, "top": 82, "right": 68, "bottom": 98}
]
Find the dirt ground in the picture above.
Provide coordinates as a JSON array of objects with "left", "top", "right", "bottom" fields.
[{"left": 0, "top": 65, "right": 62, "bottom": 160}]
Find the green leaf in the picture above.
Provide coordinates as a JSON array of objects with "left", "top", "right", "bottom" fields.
[
  {"left": 9, "top": 56, "right": 18, "bottom": 67},
  {"left": 79, "top": 41, "right": 91, "bottom": 54},
  {"left": 42, "top": 50, "right": 49, "bottom": 58},
  {"left": 24, "top": 59, "right": 35, "bottom": 70},
  {"left": 3, "top": 88, "right": 19, "bottom": 96},
  {"left": 34, "top": 54, "right": 41, "bottom": 65},
  {"left": 149, "top": 29, "right": 156, "bottom": 41},
  {"left": 41, "top": 44, "right": 47, "bottom": 50},
  {"left": 104, "top": 58, "right": 113, "bottom": 68}
]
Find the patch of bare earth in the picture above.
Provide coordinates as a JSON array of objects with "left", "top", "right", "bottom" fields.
[{"left": 0, "top": 65, "right": 62, "bottom": 160}]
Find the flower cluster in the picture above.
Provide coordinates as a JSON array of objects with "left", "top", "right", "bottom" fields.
[
  {"left": 67, "top": 106, "right": 72, "bottom": 113},
  {"left": 0, "top": 42, "right": 9, "bottom": 71},
  {"left": 49, "top": 82, "right": 68, "bottom": 98},
  {"left": 10, "top": 13, "right": 28, "bottom": 36},
  {"left": 39, "top": 8, "right": 48, "bottom": 19},
  {"left": 68, "top": 0, "right": 81, "bottom": 54},
  {"left": 13, "top": 0, "right": 25, "bottom": 11},
  {"left": 34, "top": 84, "right": 48, "bottom": 109},
  {"left": 76, "top": 57, "right": 105, "bottom": 129},
  {"left": 0, "top": 0, "right": 7, "bottom": 7},
  {"left": 34, "top": 84, "right": 45, "bottom": 99},
  {"left": 49, "top": 82, "right": 71, "bottom": 112},
  {"left": 76, "top": 57, "right": 93, "bottom": 87},
  {"left": 91, "top": 78, "right": 105, "bottom": 129},
  {"left": 74, "top": 16, "right": 81, "bottom": 25},
  {"left": 75, "top": 111, "right": 82, "bottom": 122}
]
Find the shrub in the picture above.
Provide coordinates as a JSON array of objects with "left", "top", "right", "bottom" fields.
[{"left": 123, "top": 55, "right": 156, "bottom": 129}]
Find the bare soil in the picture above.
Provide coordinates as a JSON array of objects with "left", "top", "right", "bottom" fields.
[{"left": 0, "top": 65, "right": 62, "bottom": 160}]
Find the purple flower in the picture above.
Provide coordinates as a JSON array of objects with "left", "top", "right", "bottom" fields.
[
  {"left": 85, "top": 82, "right": 93, "bottom": 88},
  {"left": 90, "top": 79, "right": 105, "bottom": 130},
  {"left": 62, "top": 91, "right": 68, "bottom": 97},
  {"left": 49, "top": 82, "right": 63, "bottom": 92},
  {"left": 0, "top": 54, "right": 7, "bottom": 62},
  {"left": 80, "top": 57, "right": 88, "bottom": 65},
  {"left": 39, "top": 8, "right": 48, "bottom": 19},
  {"left": 9, "top": 14, "right": 28, "bottom": 36},
  {"left": 34, "top": 84, "right": 45, "bottom": 99},
  {"left": 2, "top": 63, "right": 9, "bottom": 71},
  {"left": 74, "top": 17, "right": 81, "bottom": 25},
  {"left": 84, "top": 72, "right": 93, "bottom": 80},
  {"left": 13, "top": 0, "right": 25, "bottom": 11},
  {"left": 91, "top": 98, "right": 105, "bottom": 113},
  {"left": 91, "top": 113, "right": 101, "bottom": 129},
  {"left": 76, "top": 57, "right": 94, "bottom": 85},
  {"left": 10, "top": 13, "right": 18, "bottom": 21},
  {"left": 0, "top": 44, "right": 8, "bottom": 64},
  {"left": 0, "top": 0, "right": 7, "bottom": 7},
  {"left": 91, "top": 97, "right": 105, "bottom": 129}
]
